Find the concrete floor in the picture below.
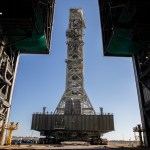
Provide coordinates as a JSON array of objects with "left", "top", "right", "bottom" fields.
[{"left": 0, "top": 141, "right": 146, "bottom": 150}]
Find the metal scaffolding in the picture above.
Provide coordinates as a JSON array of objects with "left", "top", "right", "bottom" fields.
[
  {"left": 54, "top": 9, "right": 95, "bottom": 115},
  {"left": 133, "top": 53, "right": 150, "bottom": 146},
  {"left": 0, "top": 38, "right": 19, "bottom": 144}
]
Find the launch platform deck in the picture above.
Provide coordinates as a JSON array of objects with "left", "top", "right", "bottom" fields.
[{"left": 32, "top": 114, "right": 114, "bottom": 133}]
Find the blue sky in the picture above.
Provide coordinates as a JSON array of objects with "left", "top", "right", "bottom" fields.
[{"left": 9, "top": 0, "right": 141, "bottom": 140}]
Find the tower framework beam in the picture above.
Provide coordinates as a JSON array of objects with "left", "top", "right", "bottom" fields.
[{"left": 54, "top": 9, "right": 95, "bottom": 115}]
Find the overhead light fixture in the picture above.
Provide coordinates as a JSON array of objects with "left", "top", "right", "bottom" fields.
[{"left": 0, "top": 12, "right": 2, "bottom": 15}]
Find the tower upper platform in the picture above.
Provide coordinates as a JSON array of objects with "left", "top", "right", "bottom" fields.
[{"left": 69, "top": 9, "right": 86, "bottom": 28}]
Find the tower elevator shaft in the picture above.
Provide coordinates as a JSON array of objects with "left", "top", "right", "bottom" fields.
[{"left": 54, "top": 9, "right": 95, "bottom": 115}]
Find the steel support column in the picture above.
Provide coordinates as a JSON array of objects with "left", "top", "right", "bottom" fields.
[
  {"left": 0, "top": 39, "right": 20, "bottom": 145},
  {"left": 132, "top": 55, "right": 150, "bottom": 147}
]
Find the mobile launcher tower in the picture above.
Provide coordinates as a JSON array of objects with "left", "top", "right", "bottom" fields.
[{"left": 31, "top": 9, "right": 114, "bottom": 142}]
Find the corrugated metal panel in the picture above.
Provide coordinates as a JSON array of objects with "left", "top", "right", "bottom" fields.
[
  {"left": 41, "top": 114, "right": 44, "bottom": 130},
  {"left": 85, "top": 115, "right": 89, "bottom": 130},
  {"left": 89, "top": 115, "right": 93, "bottom": 131},
  {"left": 50, "top": 114, "right": 52, "bottom": 130},
  {"left": 77, "top": 115, "right": 81, "bottom": 130},
  {"left": 39, "top": 114, "right": 42, "bottom": 130},
  {"left": 51, "top": 115, "right": 54, "bottom": 130},
  {"left": 55, "top": 115, "right": 59, "bottom": 129},
  {"left": 42, "top": 114, "right": 46, "bottom": 130},
  {"left": 64, "top": 115, "right": 68, "bottom": 130},
  {"left": 106, "top": 115, "right": 109, "bottom": 131},
  {"left": 68, "top": 115, "right": 72, "bottom": 130},
  {"left": 99, "top": 115, "right": 103, "bottom": 130},
  {"left": 31, "top": 114, "right": 114, "bottom": 132},
  {"left": 110, "top": 115, "right": 114, "bottom": 130},
  {"left": 35, "top": 114, "right": 39, "bottom": 130},
  {"left": 81, "top": 115, "right": 85, "bottom": 130},
  {"left": 103, "top": 115, "right": 107, "bottom": 130},
  {"left": 93, "top": 115, "right": 98, "bottom": 131},
  {"left": 44, "top": 115, "right": 47, "bottom": 130},
  {"left": 72, "top": 115, "right": 77, "bottom": 130},
  {"left": 45, "top": 115, "right": 48, "bottom": 130},
  {"left": 31, "top": 114, "right": 35, "bottom": 129}
]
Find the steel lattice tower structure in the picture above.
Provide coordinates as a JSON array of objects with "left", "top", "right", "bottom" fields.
[{"left": 54, "top": 9, "right": 95, "bottom": 115}]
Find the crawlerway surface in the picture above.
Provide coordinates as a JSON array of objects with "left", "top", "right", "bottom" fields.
[{"left": 0, "top": 141, "right": 149, "bottom": 150}]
